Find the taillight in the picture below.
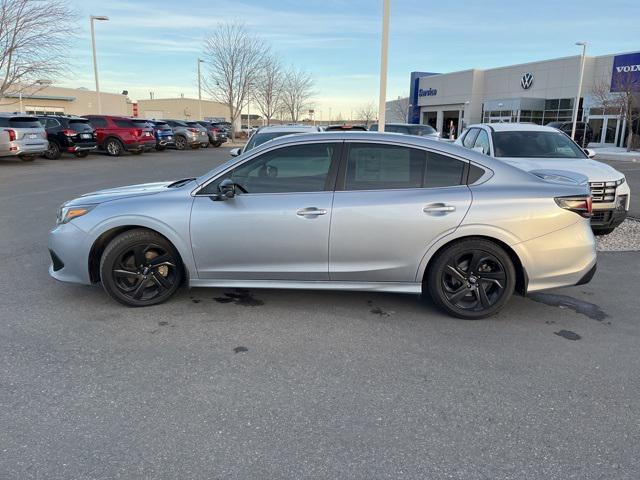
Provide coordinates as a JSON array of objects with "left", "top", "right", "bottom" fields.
[
  {"left": 555, "top": 195, "right": 593, "bottom": 218},
  {"left": 188, "top": 128, "right": 199, "bottom": 133},
  {"left": 131, "top": 129, "right": 142, "bottom": 137},
  {"left": 61, "top": 129, "right": 78, "bottom": 136},
  {"left": 5, "top": 128, "right": 16, "bottom": 141}
]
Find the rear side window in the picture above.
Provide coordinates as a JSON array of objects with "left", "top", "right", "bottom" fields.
[
  {"left": 9, "top": 117, "right": 42, "bottom": 128},
  {"left": 467, "top": 164, "right": 486, "bottom": 184},
  {"left": 114, "top": 119, "right": 135, "bottom": 128},
  {"left": 473, "top": 130, "right": 491, "bottom": 155},
  {"left": 462, "top": 128, "right": 479, "bottom": 148},
  {"left": 68, "top": 119, "right": 93, "bottom": 132},
  {"left": 88, "top": 117, "right": 108, "bottom": 128},
  {"left": 344, "top": 143, "right": 465, "bottom": 190},
  {"left": 43, "top": 118, "right": 60, "bottom": 129}
]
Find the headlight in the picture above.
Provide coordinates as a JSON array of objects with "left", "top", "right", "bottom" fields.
[
  {"left": 617, "top": 177, "right": 626, "bottom": 186},
  {"left": 56, "top": 204, "right": 96, "bottom": 224}
]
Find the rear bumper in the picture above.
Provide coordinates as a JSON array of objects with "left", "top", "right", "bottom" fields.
[
  {"left": 514, "top": 219, "right": 597, "bottom": 293},
  {"left": 0, "top": 141, "right": 48, "bottom": 156},
  {"left": 67, "top": 144, "right": 97, "bottom": 152}
]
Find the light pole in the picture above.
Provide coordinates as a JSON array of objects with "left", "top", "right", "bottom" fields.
[
  {"left": 377, "top": 0, "right": 391, "bottom": 132},
  {"left": 197, "top": 58, "right": 204, "bottom": 120},
  {"left": 571, "top": 41, "right": 587, "bottom": 140},
  {"left": 90, "top": 15, "right": 109, "bottom": 114}
]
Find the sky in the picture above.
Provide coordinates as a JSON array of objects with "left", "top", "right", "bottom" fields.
[{"left": 62, "top": 0, "right": 640, "bottom": 120}]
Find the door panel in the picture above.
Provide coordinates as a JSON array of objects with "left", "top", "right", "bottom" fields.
[{"left": 329, "top": 188, "right": 471, "bottom": 282}]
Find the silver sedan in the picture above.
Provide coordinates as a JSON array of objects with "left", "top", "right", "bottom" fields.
[{"left": 48, "top": 132, "right": 597, "bottom": 319}]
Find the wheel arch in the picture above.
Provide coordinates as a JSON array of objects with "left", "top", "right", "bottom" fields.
[
  {"left": 88, "top": 224, "right": 191, "bottom": 284},
  {"left": 419, "top": 234, "right": 528, "bottom": 296}
]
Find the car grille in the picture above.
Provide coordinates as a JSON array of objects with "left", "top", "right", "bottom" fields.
[{"left": 589, "top": 181, "right": 617, "bottom": 203}]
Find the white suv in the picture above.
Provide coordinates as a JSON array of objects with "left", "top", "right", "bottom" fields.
[{"left": 456, "top": 123, "right": 630, "bottom": 235}]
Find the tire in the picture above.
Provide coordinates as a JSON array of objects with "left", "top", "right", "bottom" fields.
[
  {"left": 175, "top": 136, "right": 187, "bottom": 150},
  {"left": 202, "top": 142, "right": 210, "bottom": 148},
  {"left": 593, "top": 227, "right": 615, "bottom": 236},
  {"left": 44, "top": 141, "right": 62, "bottom": 160},
  {"left": 100, "top": 229, "right": 183, "bottom": 307},
  {"left": 19, "top": 155, "right": 36, "bottom": 162},
  {"left": 74, "top": 151, "right": 89, "bottom": 158},
  {"left": 426, "top": 239, "right": 516, "bottom": 320},
  {"left": 105, "top": 138, "right": 124, "bottom": 157}
]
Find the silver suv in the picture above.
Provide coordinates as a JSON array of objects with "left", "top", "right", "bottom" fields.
[
  {"left": 164, "top": 119, "right": 209, "bottom": 150},
  {"left": 0, "top": 113, "right": 48, "bottom": 161}
]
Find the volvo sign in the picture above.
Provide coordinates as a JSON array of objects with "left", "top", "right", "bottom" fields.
[{"left": 611, "top": 52, "right": 640, "bottom": 92}]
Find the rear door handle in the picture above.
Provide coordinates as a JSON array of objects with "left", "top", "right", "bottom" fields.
[
  {"left": 296, "top": 207, "right": 328, "bottom": 217},
  {"left": 423, "top": 203, "right": 456, "bottom": 215}
]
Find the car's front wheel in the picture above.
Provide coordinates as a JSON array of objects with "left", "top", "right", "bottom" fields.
[
  {"left": 426, "top": 239, "right": 516, "bottom": 319},
  {"left": 100, "top": 229, "right": 183, "bottom": 307}
]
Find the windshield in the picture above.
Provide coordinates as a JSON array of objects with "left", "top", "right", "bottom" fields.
[
  {"left": 245, "top": 131, "right": 302, "bottom": 150},
  {"left": 492, "top": 131, "right": 586, "bottom": 158}
]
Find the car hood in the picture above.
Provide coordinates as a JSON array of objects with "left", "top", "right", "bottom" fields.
[
  {"left": 64, "top": 180, "right": 195, "bottom": 206},
  {"left": 498, "top": 157, "right": 623, "bottom": 182}
]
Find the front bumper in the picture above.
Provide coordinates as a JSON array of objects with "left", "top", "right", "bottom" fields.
[
  {"left": 590, "top": 208, "right": 627, "bottom": 230},
  {"left": 48, "top": 222, "right": 92, "bottom": 285}
]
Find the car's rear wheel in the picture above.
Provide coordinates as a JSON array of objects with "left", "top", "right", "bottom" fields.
[
  {"left": 175, "top": 136, "right": 187, "bottom": 150},
  {"left": 100, "top": 229, "right": 183, "bottom": 307},
  {"left": 105, "top": 138, "right": 124, "bottom": 157},
  {"left": 202, "top": 142, "right": 209, "bottom": 148},
  {"left": 44, "top": 141, "right": 62, "bottom": 160},
  {"left": 426, "top": 239, "right": 516, "bottom": 319}
]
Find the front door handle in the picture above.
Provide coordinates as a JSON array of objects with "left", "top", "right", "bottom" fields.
[
  {"left": 296, "top": 207, "right": 328, "bottom": 217},
  {"left": 423, "top": 203, "right": 456, "bottom": 215}
]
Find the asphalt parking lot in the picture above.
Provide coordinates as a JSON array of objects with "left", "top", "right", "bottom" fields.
[
  {"left": 597, "top": 156, "right": 640, "bottom": 218},
  {"left": 1, "top": 147, "right": 639, "bottom": 479}
]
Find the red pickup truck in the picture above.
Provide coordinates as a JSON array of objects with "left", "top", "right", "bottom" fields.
[{"left": 84, "top": 115, "right": 156, "bottom": 156}]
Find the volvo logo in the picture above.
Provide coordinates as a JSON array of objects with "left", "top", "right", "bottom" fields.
[
  {"left": 521, "top": 72, "right": 534, "bottom": 89},
  {"left": 616, "top": 64, "right": 640, "bottom": 73}
]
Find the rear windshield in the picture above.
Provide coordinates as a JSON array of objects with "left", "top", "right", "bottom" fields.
[
  {"left": 114, "top": 119, "right": 136, "bottom": 128},
  {"left": 9, "top": 117, "right": 42, "bottom": 128},
  {"left": 68, "top": 119, "right": 93, "bottom": 132},
  {"left": 154, "top": 122, "right": 171, "bottom": 129},
  {"left": 492, "top": 131, "right": 586, "bottom": 158}
]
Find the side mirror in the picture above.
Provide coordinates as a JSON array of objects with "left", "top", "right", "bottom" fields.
[
  {"left": 230, "top": 147, "right": 242, "bottom": 157},
  {"left": 584, "top": 148, "right": 596, "bottom": 158},
  {"left": 215, "top": 178, "right": 236, "bottom": 201}
]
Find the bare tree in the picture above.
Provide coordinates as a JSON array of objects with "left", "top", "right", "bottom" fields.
[
  {"left": 252, "top": 54, "right": 283, "bottom": 126},
  {"left": 281, "top": 68, "right": 314, "bottom": 123},
  {"left": 0, "top": 0, "right": 77, "bottom": 98},
  {"left": 356, "top": 101, "right": 377, "bottom": 127},
  {"left": 202, "top": 23, "right": 269, "bottom": 139},
  {"left": 591, "top": 76, "right": 640, "bottom": 151},
  {"left": 388, "top": 95, "right": 410, "bottom": 123}
]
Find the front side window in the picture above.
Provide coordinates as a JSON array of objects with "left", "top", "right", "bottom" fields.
[
  {"left": 204, "top": 143, "right": 338, "bottom": 195},
  {"left": 473, "top": 130, "right": 491, "bottom": 155},
  {"left": 344, "top": 143, "right": 465, "bottom": 190},
  {"left": 492, "top": 131, "right": 586, "bottom": 158}
]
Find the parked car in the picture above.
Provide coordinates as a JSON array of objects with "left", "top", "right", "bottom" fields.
[
  {"left": 324, "top": 124, "right": 368, "bottom": 131},
  {"left": 370, "top": 123, "right": 440, "bottom": 138},
  {"left": 164, "top": 120, "right": 209, "bottom": 150},
  {"left": 186, "top": 122, "right": 212, "bottom": 148},
  {"left": 231, "top": 124, "right": 322, "bottom": 156},
  {"left": 0, "top": 113, "right": 48, "bottom": 161},
  {"left": 38, "top": 115, "right": 97, "bottom": 159},
  {"left": 456, "top": 123, "right": 629, "bottom": 235},
  {"left": 84, "top": 115, "right": 155, "bottom": 156},
  {"left": 194, "top": 121, "right": 228, "bottom": 147},
  {"left": 132, "top": 119, "right": 175, "bottom": 151},
  {"left": 546, "top": 121, "right": 593, "bottom": 146},
  {"left": 49, "top": 131, "right": 596, "bottom": 319}
]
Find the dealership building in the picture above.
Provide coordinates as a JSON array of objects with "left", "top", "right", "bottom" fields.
[{"left": 405, "top": 51, "right": 640, "bottom": 147}]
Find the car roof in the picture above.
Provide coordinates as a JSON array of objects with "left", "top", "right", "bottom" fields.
[
  {"left": 470, "top": 122, "right": 560, "bottom": 133},
  {"left": 0, "top": 112, "right": 39, "bottom": 118},
  {"left": 254, "top": 125, "right": 320, "bottom": 134}
]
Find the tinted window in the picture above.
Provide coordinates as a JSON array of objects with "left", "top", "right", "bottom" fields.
[
  {"left": 43, "top": 118, "right": 60, "bottom": 129},
  {"left": 492, "top": 131, "right": 586, "bottom": 158},
  {"left": 462, "top": 128, "right": 479, "bottom": 148},
  {"left": 473, "top": 130, "right": 491, "bottom": 155},
  {"left": 68, "top": 119, "right": 93, "bottom": 132},
  {"left": 344, "top": 144, "right": 464, "bottom": 191},
  {"left": 88, "top": 117, "right": 108, "bottom": 128},
  {"left": 207, "top": 143, "right": 338, "bottom": 194},
  {"left": 467, "top": 164, "right": 486, "bottom": 184},
  {"left": 9, "top": 117, "right": 42, "bottom": 128},
  {"left": 114, "top": 119, "right": 135, "bottom": 128}
]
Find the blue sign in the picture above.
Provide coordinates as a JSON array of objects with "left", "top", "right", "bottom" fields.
[
  {"left": 408, "top": 71, "right": 439, "bottom": 124},
  {"left": 610, "top": 52, "right": 640, "bottom": 92},
  {"left": 418, "top": 88, "right": 438, "bottom": 97}
]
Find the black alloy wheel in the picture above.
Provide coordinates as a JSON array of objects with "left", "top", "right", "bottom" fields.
[
  {"left": 44, "top": 141, "right": 62, "bottom": 160},
  {"left": 427, "top": 239, "right": 515, "bottom": 319},
  {"left": 100, "top": 229, "right": 182, "bottom": 307}
]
